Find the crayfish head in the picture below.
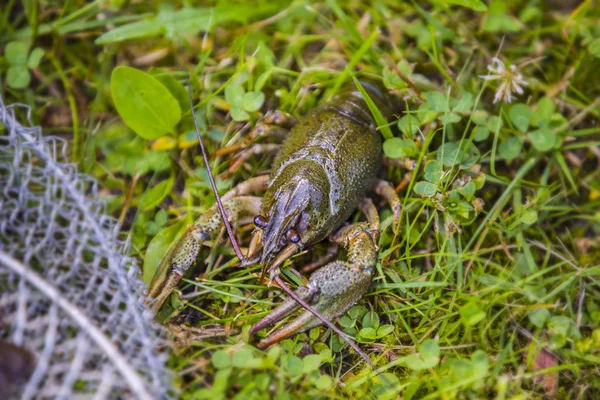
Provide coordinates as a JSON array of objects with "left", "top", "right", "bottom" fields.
[
  {"left": 252, "top": 162, "right": 331, "bottom": 271},
  {"left": 261, "top": 177, "right": 311, "bottom": 261}
]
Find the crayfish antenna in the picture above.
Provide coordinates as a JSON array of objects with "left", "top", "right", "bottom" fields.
[
  {"left": 186, "top": 73, "right": 375, "bottom": 369},
  {"left": 186, "top": 74, "right": 245, "bottom": 262}
]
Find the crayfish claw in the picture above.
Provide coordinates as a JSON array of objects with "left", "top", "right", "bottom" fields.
[
  {"left": 251, "top": 221, "right": 378, "bottom": 348},
  {"left": 252, "top": 260, "right": 372, "bottom": 347}
]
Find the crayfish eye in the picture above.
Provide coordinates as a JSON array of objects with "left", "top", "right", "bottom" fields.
[
  {"left": 254, "top": 215, "right": 268, "bottom": 229},
  {"left": 286, "top": 229, "right": 301, "bottom": 243}
]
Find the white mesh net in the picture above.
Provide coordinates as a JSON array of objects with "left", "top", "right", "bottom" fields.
[{"left": 0, "top": 96, "right": 174, "bottom": 399}]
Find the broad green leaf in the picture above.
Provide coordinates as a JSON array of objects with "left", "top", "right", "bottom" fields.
[
  {"left": 212, "top": 369, "right": 231, "bottom": 392},
  {"left": 509, "top": 103, "right": 531, "bottom": 132},
  {"left": 452, "top": 90, "right": 474, "bottom": 113},
  {"left": 445, "top": 358, "right": 472, "bottom": 379},
  {"left": 339, "top": 315, "right": 353, "bottom": 328},
  {"left": 315, "top": 375, "right": 332, "bottom": 390},
  {"left": 443, "top": 194, "right": 461, "bottom": 211},
  {"left": 397, "top": 115, "right": 420, "bottom": 135},
  {"left": 549, "top": 335, "right": 566, "bottom": 349},
  {"left": 95, "top": 6, "right": 219, "bottom": 44},
  {"left": 473, "top": 126, "right": 490, "bottom": 142},
  {"left": 436, "top": 0, "right": 487, "bottom": 12},
  {"left": 424, "top": 160, "right": 443, "bottom": 183},
  {"left": 230, "top": 107, "right": 250, "bottom": 122},
  {"left": 218, "top": 286, "right": 244, "bottom": 304},
  {"left": 96, "top": 20, "right": 165, "bottom": 45},
  {"left": 548, "top": 316, "right": 572, "bottom": 337},
  {"left": 473, "top": 174, "right": 486, "bottom": 190},
  {"left": 486, "top": 115, "right": 503, "bottom": 132},
  {"left": 266, "top": 346, "right": 281, "bottom": 364},
  {"left": 420, "top": 339, "right": 440, "bottom": 366},
  {"left": 134, "top": 149, "right": 171, "bottom": 175},
  {"left": 145, "top": 221, "right": 159, "bottom": 236},
  {"left": 413, "top": 3, "right": 455, "bottom": 39},
  {"left": 534, "top": 97, "right": 555, "bottom": 125},
  {"left": 151, "top": 70, "right": 189, "bottom": 112},
  {"left": 27, "top": 47, "right": 44, "bottom": 69},
  {"left": 377, "top": 324, "right": 394, "bottom": 338},
  {"left": 483, "top": 1, "right": 521, "bottom": 32},
  {"left": 5, "top": 41, "right": 29, "bottom": 65},
  {"left": 460, "top": 302, "right": 485, "bottom": 326},
  {"left": 225, "top": 83, "right": 245, "bottom": 107},
  {"left": 458, "top": 180, "right": 476, "bottom": 200},
  {"left": 439, "top": 112, "right": 462, "bottom": 124},
  {"left": 232, "top": 349, "right": 255, "bottom": 368},
  {"left": 426, "top": 91, "right": 450, "bottom": 112},
  {"left": 529, "top": 126, "right": 556, "bottom": 152},
  {"left": 437, "top": 142, "right": 480, "bottom": 169},
  {"left": 212, "top": 350, "right": 231, "bottom": 369},
  {"left": 519, "top": 209, "right": 538, "bottom": 225},
  {"left": 471, "top": 351, "right": 489, "bottom": 378},
  {"left": 143, "top": 219, "right": 187, "bottom": 285},
  {"left": 359, "top": 327, "right": 377, "bottom": 341},
  {"left": 498, "top": 137, "right": 522, "bottom": 160},
  {"left": 255, "top": 41, "right": 275, "bottom": 68},
  {"left": 284, "top": 355, "right": 303, "bottom": 377},
  {"left": 520, "top": 5, "right": 541, "bottom": 23},
  {"left": 26, "top": 48, "right": 44, "bottom": 69},
  {"left": 191, "top": 4, "right": 281, "bottom": 40},
  {"left": 528, "top": 308, "right": 551, "bottom": 328},
  {"left": 472, "top": 110, "right": 488, "bottom": 125},
  {"left": 242, "top": 91, "right": 265, "bottom": 112},
  {"left": 111, "top": 66, "right": 181, "bottom": 140},
  {"left": 213, "top": 2, "right": 280, "bottom": 25},
  {"left": 446, "top": 198, "right": 473, "bottom": 219},
  {"left": 348, "top": 305, "right": 368, "bottom": 320},
  {"left": 139, "top": 177, "right": 174, "bottom": 211},
  {"left": 383, "top": 66, "right": 407, "bottom": 90},
  {"left": 383, "top": 137, "right": 419, "bottom": 159},
  {"left": 372, "top": 373, "right": 400, "bottom": 397},
  {"left": 232, "top": 71, "right": 249, "bottom": 85},
  {"left": 438, "top": 142, "right": 461, "bottom": 167},
  {"left": 405, "top": 339, "right": 440, "bottom": 370},
  {"left": 256, "top": 68, "right": 273, "bottom": 91},
  {"left": 417, "top": 102, "right": 438, "bottom": 124},
  {"left": 302, "top": 354, "right": 322, "bottom": 373},
  {"left": 155, "top": 208, "right": 168, "bottom": 226},
  {"left": 589, "top": 38, "right": 600, "bottom": 58},
  {"left": 414, "top": 181, "right": 437, "bottom": 197},
  {"left": 462, "top": 144, "right": 480, "bottom": 169},
  {"left": 156, "top": 6, "right": 213, "bottom": 39},
  {"left": 7, "top": 66, "right": 31, "bottom": 88},
  {"left": 362, "top": 312, "right": 380, "bottom": 330}
]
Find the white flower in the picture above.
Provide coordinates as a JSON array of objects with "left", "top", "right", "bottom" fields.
[{"left": 479, "top": 57, "right": 529, "bottom": 104}]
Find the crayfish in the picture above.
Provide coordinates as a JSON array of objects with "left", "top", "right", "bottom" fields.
[{"left": 147, "top": 81, "right": 402, "bottom": 357}]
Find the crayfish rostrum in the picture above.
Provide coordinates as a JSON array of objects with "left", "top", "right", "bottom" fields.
[{"left": 148, "top": 81, "right": 402, "bottom": 349}]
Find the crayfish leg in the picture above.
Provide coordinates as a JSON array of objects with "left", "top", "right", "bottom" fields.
[
  {"left": 374, "top": 179, "right": 402, "bottom": 233},
  {"left": 224, "top": 144, "right": 281, "bottom": 177}
]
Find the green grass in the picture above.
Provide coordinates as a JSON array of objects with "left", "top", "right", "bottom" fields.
[{"left": 2, "top": 0, "right": 600, "bottom": 398}]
